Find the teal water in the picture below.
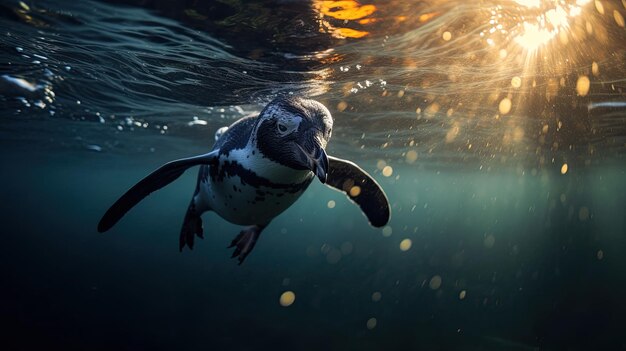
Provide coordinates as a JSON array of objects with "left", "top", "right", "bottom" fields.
[{"left": 2, "top": 0, "right": 626, "bottom": 350}]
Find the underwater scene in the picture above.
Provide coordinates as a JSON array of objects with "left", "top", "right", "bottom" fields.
[{"left": 1, "top": 0, "right": 625, "bottom": 350}]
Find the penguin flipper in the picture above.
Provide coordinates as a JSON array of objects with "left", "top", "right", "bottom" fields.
[
  {"left": 98, "top": 151, "right": 219, "bottom": 233},
  {"left": 325, "top": 156, "right": 390, "bottom": 227}
]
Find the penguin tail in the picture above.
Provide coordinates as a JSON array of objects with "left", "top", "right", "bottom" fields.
[{"left": 179, "top": 201, "right": 205, "bottom": 252}]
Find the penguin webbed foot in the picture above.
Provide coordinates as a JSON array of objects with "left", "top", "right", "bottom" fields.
[
  {"left": 179, "top": 203, "right": 204, "bottom": 252},
  {"left": 228, "top": 225, "right": 265, "bottom": 265}
]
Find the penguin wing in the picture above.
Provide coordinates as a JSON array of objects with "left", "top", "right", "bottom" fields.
[
  {"left": 98, "top": 151, "right": 219, "bottom": 233},
  {"left": 325, "top": 156, "right": 390, "bottom": 227}
]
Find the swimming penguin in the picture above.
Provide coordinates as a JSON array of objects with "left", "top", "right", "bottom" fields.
[{"left": 98, "top": 96, "right": 390, "bottom": 264}]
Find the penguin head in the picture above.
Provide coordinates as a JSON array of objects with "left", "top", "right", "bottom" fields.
[{"left": 254, "top": 96, "right": 333, "bottom": 183}]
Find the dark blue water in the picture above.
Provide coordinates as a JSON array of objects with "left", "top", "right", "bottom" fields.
[{"left": 2, "top": 0, "right": 626, "bottom": 350}]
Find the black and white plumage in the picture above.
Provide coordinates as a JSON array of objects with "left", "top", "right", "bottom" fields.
[{"left": 98, "top": 96, "right": 390, "bottom": 264}]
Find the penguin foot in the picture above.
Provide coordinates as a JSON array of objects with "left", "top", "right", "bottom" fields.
[
  {"left": 228, "top": 225, "right": 264, "bottom": 265},
  {"left": 180, "top": 202, "right": 204, "bottom": 252}
]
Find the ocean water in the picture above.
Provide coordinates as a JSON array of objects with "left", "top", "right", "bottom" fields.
[{"left": 1, "top": 0, "right": 625, "bottom": 350}]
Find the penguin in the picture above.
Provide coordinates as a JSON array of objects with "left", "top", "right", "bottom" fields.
[{"left": 98, "top": 96, "right": 390, "bottom": 264}]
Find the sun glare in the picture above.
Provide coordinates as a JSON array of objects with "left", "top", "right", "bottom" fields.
[
  {"left": 514, "top": 0, "right": 590, "bottom": 51},
  {"left": 483, "top": 0, "right": 593, "bottom": 52},
  {"left": 515, "top": 22, "right": 556, "bottom": 51}
]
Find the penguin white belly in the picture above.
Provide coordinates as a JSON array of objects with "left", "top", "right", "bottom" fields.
[{"left": 197, "top": 149, "right": 313, "bottom": 225}]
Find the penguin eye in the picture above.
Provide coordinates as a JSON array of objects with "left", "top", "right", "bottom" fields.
[{"left": 275, "top": 115, "right": 301, "bottom": 136}]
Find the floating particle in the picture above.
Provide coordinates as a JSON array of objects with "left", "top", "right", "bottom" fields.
[
  {"left": 579, "top": 207, "right": 590, "bottom": 221},
  {"left": 597, "top": 250, "right": 604, "bottom": 260},
  {"left": 484, "top": 235, "right": 495, "bottom": 248},
  {"left": 499, "top": 98, "right": 512, "bottom": 115},
  {"left": 595, "top": 0, "right": 605, "bottom": 15},
  {"left": 614, "top": 10, "right": 625, "bottom": 27},
  {"left": 425, "top": 102, "right": 440, "bottom": 118},
  {"left": 86, "top": 144, "right": 102, "bottom": 152},
  {"left": 511, "top": 76, "right": 522, "bottom": 88},
  {"left": 405, "top": 150, "right": 418, "bottom": 163},
  {"left": 459, "top": 290, "right": 467, "bottom": 300},
  {"left": 592, "top": 62, "right": 599, "bottom": 76},
  {"left": 188, "top": 116, "right": 208, "bottom": 126},
  {"left": 349, "top": 186, "right": 361, "bottom": 197},
  {"left": 376, "top": 159, "right": 387, "bottom": 170},
  {"left": 445, "top": 124, "right": 460, "bottom": 143},
  {"left": 382, "top": 226, "right": 392, "bottom": 237},
  {"left": 366, "top": 318, "right": 377, "bottom": 330},
  {"left": 371, "top": 292, "right": 382, "bottom": 302},
  {"left": 561, "top": 163, "right": 568, "bottom": 174},
  {"left": 419, "top": 12, "right": 436, "bottom": 22},
  {"left": 337, "top": 101, "right": 348, "bottom": 112},
  {"left": 499, "top": 49, "right": 508, "bottom": 59},
  {"left": 399, "top": 238, "right": 412, "bottom": 251},
  {"left": 279, "top": 291, "right": 295, "bottom": 307},
  {"left": 576, "top": 76, "right": 590, "bottom": 96},
  {"left": 382, "top": 166, "right": 393, "bottom": 177},
  {"left": 442, "top": 31, "right": 452, "bottom": 41},
  {"left": 429, "top": 275, "right": 442, "bottom": 290},
  {"left": 327, "top": 200, "right": 336, "bottom": 209}
]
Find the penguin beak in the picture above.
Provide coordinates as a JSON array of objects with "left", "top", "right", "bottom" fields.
[
  {"left": 314, "top": 147, "right": 329, "bottom": 184},
  {"left": 296, "top": 144, "right": 329, "bottom": 183}
]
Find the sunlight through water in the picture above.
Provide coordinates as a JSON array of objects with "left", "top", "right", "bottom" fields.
[{"left": 510, "top": 0, "right": 592, "bottom": 52}]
